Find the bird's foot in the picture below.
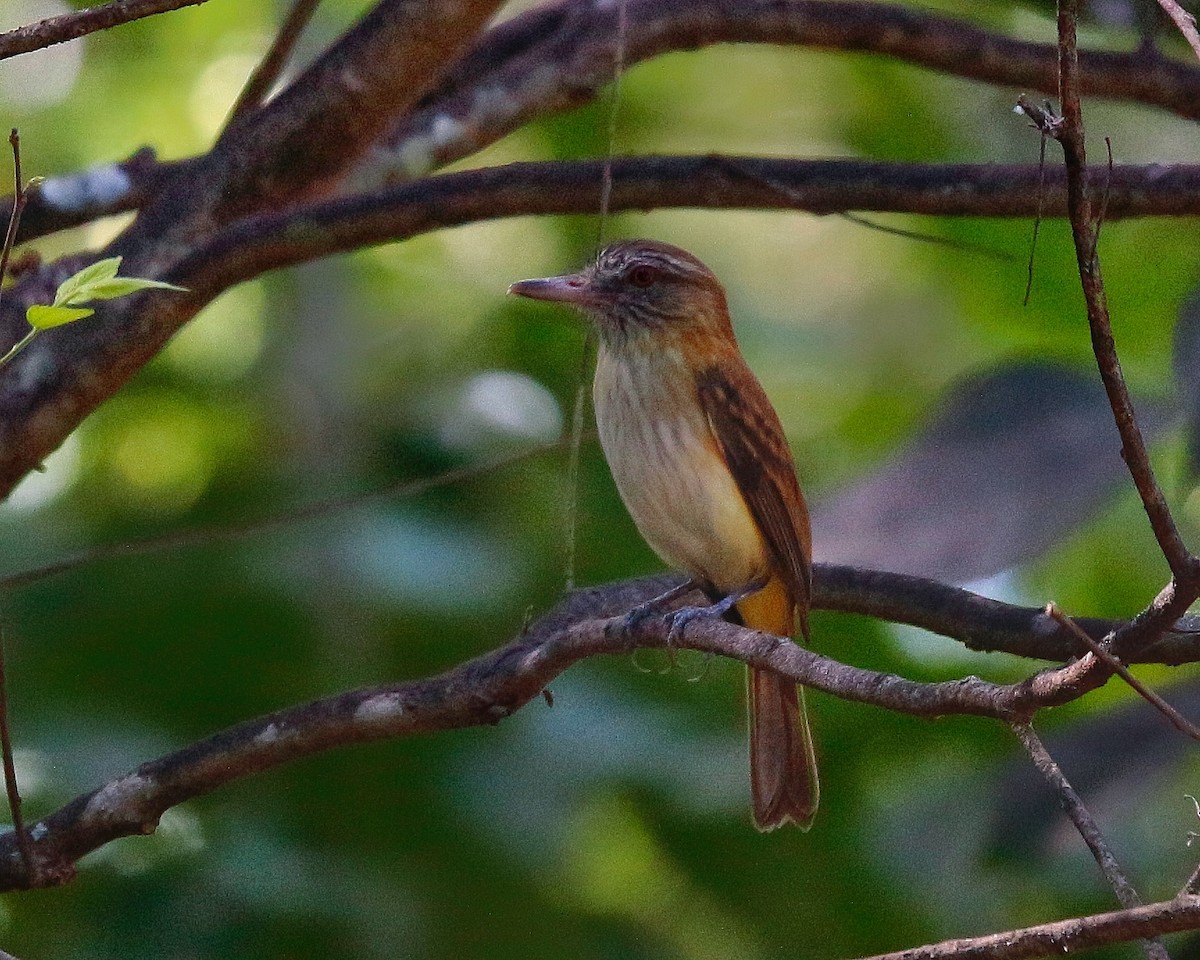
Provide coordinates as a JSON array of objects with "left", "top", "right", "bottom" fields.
[
  {"left": 665, "top": 576, "right": 768, "bottom": 646},
  {"left": 612, "top": 579, "right": 699, "bottom": 637}
]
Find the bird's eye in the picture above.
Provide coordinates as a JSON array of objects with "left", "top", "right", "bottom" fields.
[{"left": 626, "top": 265, "right": 659, "bottom": 288}]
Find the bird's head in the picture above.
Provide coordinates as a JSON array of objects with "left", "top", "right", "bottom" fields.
[{"left": 508, "top": 239, "right": 733, "bottom": 346}]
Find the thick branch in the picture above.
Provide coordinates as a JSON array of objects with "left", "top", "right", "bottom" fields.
[
  {"left": 0, "top": 574, "right": 1177, "bottom": 891},
  {"left": 6, "top": 154, "right": 1200, "bottom": 501},
  {"left": 175, "top": 156, "right": 1200, "bottom": 299},
  {"left": 12, "top": 150, "right": 176, "bottom": 244},
  {"left": 114, "top": 0, "right": 507, "bottom": 262},
  {"left": 0, "top": 0, "right": 210, "bottom": 61},
  {"left": 356, "top": 0, "right": 1200, "bottom": 186}
]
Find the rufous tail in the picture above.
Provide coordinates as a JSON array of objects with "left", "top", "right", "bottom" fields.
[
  {"left": 738, "top": 577, "right": 819, "bottom": 831},
  {"left": 747, "top": 668, "right": 818, "bottom": 830}
]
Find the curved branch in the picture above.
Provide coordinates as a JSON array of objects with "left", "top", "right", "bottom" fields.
[
  {"left": 112, "top": 0, "right": 508, "bottom": 268},
  {"left": 0, "top": 0, "right": 211, "bottom": 61},
  {"left": 179, "top": 156, "right": 1200, "bottom": 297},
  {"left": 355, "top": 0, "right": 1200, "bottom": 186},
  {"left": 12, "top": 150, "right": 177, "bottom": 245},
  {"left": 863, "top": 895, "right": 1200, "bottom": 960},
  {"left": 17, "top": 1, "right": 1200, "bottom": 239},
  {"left": 0, "top": 568, "right": 1181, "bottom": 892},
  {"left": 6, "top": 154, "right": 1200, "bottom": 500}
]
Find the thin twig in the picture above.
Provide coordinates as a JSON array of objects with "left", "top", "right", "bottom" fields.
[
  {"left": 0, "top": 0, "right": 211, "bottom": 61},
  {"left": 0, "top": 441, "right": 561, "bottom": 592},
  {"left": 861, "top": 896, "right": 1200, "bottom": 960},
  {"left": 719, "top": 156, "right": 1012, "bottom": 260},
  {"left": 1181, "top": 798, "right": 1200, "bottom": 895},
  {"left": 1011, "top": 720, "right": 1168, "bottom": 960},
  {"left": 1049, "top": 0, "right": 1194, "bottom": 579},
  {"left": 1045, "top": 603, "right": 1200, "bottom": 741},
  {"left": 1088, "top": 136, "right": 1114, "bottom": 268},
  {"left": 0, "top": 133, "right": 34, "bottom": 885},
  {"left": 1155, "top": 0, "right": 1200, "bottom": 62},
  {"left": 0, "top": 130, "right": 28, "bottom": 318},
  {"left": 225, "top": 0, "right": 322, "bottom": 125},
  {"left": 0, "top": 628, "right": 32, "bottom": 885},
  {"left": 595, "top": 0, "right": 628, "bottom": 247}
]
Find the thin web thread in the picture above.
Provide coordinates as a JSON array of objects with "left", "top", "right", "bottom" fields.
[
  {"left": 563, "top": 0, "right": 627, "bottom": 591},
  {"left": 596, "top": 0, "right": 629, "bottom": 248}
]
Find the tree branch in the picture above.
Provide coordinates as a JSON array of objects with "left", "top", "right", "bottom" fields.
[
  {"left": 862, "top": 896, "right": 1200, "bottom": 960},
  {"left": 224, "top": 0, "right": 323, "bottom": 125},
  {"left": 354, "top": 0, "right": 1200, "bottom": 187},
  {"left": 173, "top": 156, "right": 1200, "bottom": 305},
  {"left": 12, "top": 149, "right": 175, "bottom": 244},
  {"left": 0, "top": 574, "right": 1188, "bottom": 891},
  {"left": 0, "top": 0, "right": 211, "bottom": 61},
  {"left": 1012, "top": 722, "right": 1168, "bottom": 960},
  {"left": 115, "top": 0, "right": 508, "bottom": 259},
  {"left": 6, "top": 153, "right": 1200, "bottom": 502},
  {"left": 1049, "top": 0, "right": 1195, "bottom": 580}
]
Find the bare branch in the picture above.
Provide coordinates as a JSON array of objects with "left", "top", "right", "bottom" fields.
[
  {"left": 1047, "top": 602, "right": 1200, "bottom": 739},
  {"left": 355, "top": 0, "right": 1200, "bottom": 188},
  {"left": 1011, "top": 721, "right": 1167, "bottom": 960},
  {"left": 117, "top": 0, "right": 507, "bottom": 256},
  {"left": 179, "top": 156, "right": 1200, "bottom": 301},
  {"left": 225, "top": 0, "right": 323, "bottom": 125},
  {"left": 1044, "top": 1, "right": 1195, "bottom": 578},
  {"left": 0, "top": 576, "right": 1193, "bottom": 891},
  {"left": 0, "top": 0, "right": 211, "bottom": 61},
  {"left": 1155, "top": 0, "right": 1200, "bottom": 62},
  {"left": 7, "top": 149, "right": 174, "bottom": 245},
  {"left": 861, "top": 896, "right": 1200, "bottom": 960},
  {"left": 7, "top": 153, "right": 1200, "bottom": 503}
]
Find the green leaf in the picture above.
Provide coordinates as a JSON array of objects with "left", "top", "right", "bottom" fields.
[
  {"left": 74, "top": 276, "right": 188, "bottom": 302},
  {"left": 53, "top": 256, "right": 122, "bottom": 307},
  {"left": 27, "top": 304, "right": 95, "bottom": 329}
]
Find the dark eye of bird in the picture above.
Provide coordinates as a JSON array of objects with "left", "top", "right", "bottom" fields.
[{"left": 626, "top": 264, "right": 659, "bottom": 288}]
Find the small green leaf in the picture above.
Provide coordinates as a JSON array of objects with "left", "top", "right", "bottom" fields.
[
  {"left": 53, "top": 256, "right": 122, "bottom": 307},
  {"left": 74, "top": 276, "right": 188, "bottom": 302},
  {"left": 27, "top": 304, "right": 95, "bottom": 329}
]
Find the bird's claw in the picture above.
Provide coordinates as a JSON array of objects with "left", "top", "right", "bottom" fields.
[
  {"left": 665, "top": 604, "right": 719, "bottom": 647},
  {"left": 607, "top": 600, "right": 659, "bottom": 638}
]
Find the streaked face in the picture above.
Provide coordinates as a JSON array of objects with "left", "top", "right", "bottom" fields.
[{"left": 508, "top": 239, "right": 729, "bottom": 340}]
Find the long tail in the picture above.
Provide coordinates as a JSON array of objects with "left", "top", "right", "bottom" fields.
[{"left": 738, "top": 578, "right": 819, "bottom": 831}]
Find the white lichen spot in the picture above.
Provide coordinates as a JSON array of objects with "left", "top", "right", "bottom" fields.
[
  {"left": 429, "top": 113, "right": 466, "bottom": 150},
  {"left": 470, "top": 85, "right": 519, "bottom": 126},
  {"left": 29, "top": 822, "right": 47, "bottom": 841},
  {"left": 355, "top": 692, "right": 405, "bottom": 726},
  {"left": 522, "top": 64, "right": 563, "bottom": 103},
  {"left": 255, "top": 722, "right": 280, "bottom": 745},
  {"left": 341, "top": 65, "right": 368, "bottom": 94},
  {"left": 39, "top": 163, "right": 133, "bottom": 212},
  {"left": 395, "top": 135, "right": 437, "bottom": 180},
  {"left": 83, "top": 772, "right": 151, "bottom": 822}
]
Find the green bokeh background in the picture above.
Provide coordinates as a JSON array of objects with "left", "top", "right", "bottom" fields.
[{"left": 3, "top": 1, "right": 1200, "bottom": 957}]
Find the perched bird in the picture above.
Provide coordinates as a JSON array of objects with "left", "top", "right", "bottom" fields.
[{"left": 509, "top": 239, "right": 818, "bottom": 830}]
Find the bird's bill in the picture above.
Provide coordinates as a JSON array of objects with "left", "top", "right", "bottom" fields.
[{"left": 508, "top": 274, "right": 601, "bottom": 306}]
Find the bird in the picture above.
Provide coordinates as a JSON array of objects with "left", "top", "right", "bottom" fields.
[{"left": 509, "top": 239, "right": 818, "bottom": 830}]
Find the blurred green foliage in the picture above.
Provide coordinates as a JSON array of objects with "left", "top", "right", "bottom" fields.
[{"left": 3, "top": 0, "right": 1200, "bottom": 957}]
